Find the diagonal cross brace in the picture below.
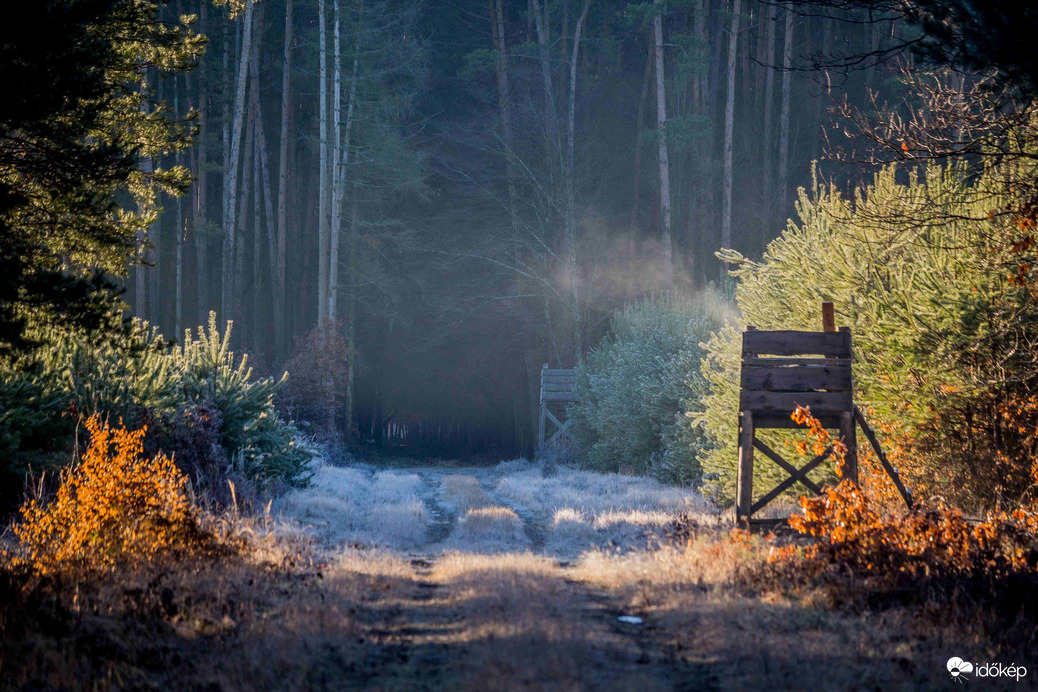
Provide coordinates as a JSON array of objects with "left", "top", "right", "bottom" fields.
[
  {"left": 753, "top": 439, "right": 823, "bottom": 496},
  {"left": 750, "top": 445, "right": 832, "bottom": 516},
  {"left": 544, "top": 407, "right": 576, "bottom": 445}
]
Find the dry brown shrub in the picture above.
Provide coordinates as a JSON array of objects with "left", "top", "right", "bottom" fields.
[
  {"left": 8, "top": 414, "right": 214, "bottom": 575},
  {"left": 282, "top": 322, "right": 350, "bottom": 440}
]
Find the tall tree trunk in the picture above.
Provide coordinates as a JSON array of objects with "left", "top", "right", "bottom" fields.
[
  {"left": 173, "top": 63, "right": 183, "bottom": 337},
  {"left": 275, "top": 0, "right": 293, "bottom": 359},
  {"left": 235, "top": 102, "right": 256, "bottom": 335},
  {"left": 721, "top": 0, "right": 740, "bottom": 262},
  {"left": 195, "top": 0, "right": 209, "bottom": 326},
  {"left": 630, "top": 30, "right": 652, "bottom": 229},
  {"left": 150, "top": 76, "right": 162, "bottom": 328},
  {"left": 565, "top": 0, "right": 591, "bottom": 363},
  {"left": 654, "top": 0, "right": 674, "bottom": 287},
  {"left": 317, "top": 0, "right": 330, "bottom": 324},
  {"left": 778, "top": 6, "right": 793, "bottom": 217},
  {"left": 329, "top": 0, "right": 361, "bottom": 323},
  {"left": 530, "top": 0, "right": 559, "bottom": 189},
  {"left": 222, "top": 0, "right": 254, "bottom": 324},
  {"left": 345, "top": 187, "right": 358, "bottom": 441},
  {"left": 761, "top": 0, "right": 777, "bottom": 238},
  {"left": 491, "top": 0, "right": 518, "bottom": 233}
]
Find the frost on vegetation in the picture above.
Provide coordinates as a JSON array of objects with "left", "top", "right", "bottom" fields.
[
  {"left": 443, "top": 506, "right": 529, "bottom": 552},
  {"left": 437, "top": 474, "right": 492, "bottom": 512},
  {"left": 275, "top": 465, "right": 432, "bottom": 549}
]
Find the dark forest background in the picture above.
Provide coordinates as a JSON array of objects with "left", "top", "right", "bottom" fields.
[{"left": 131, "top": 0, "right": 904, "bottom": 457}]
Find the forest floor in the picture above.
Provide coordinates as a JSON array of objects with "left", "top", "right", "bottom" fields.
[{"left": 2, "top": 456, "right": 1010, "bottom": 690}]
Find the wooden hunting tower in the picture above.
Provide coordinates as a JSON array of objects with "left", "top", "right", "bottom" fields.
[
  {"left": 736, "top": 304, "right": 913, "bottom": 526},
  {"left": 537, "top": 364, "right": 578, "bottom": 453}
]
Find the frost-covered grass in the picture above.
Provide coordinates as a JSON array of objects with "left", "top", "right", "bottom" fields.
[
  {"left": 274, "top": 461, "right": 432, "bottom": 549},
  {"left": 275, "top": 455, "right": 715, "bottom": 557}
]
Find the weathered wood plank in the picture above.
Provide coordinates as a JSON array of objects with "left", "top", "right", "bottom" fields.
[
  {"left": 742, "top": 357, "right": 852, "bottom": 368},
  {"left": 742, "top": 330, "right": 852, "bottom": 358},
  {"left": 541, "top": 391, "right": 578, "bottom": 402},
  {"left": 740, "top": 365, "right": 852, "bottom": 392},
  {"left": 735, "top": 411, "right": 755, "bottom": 525},
  {"left": 541, "top": 381, "right": 578, "bottom": 390},
  {"left": 740, "top": 389, "right": 853, "bottom": 414},
  {"left": 748, "top": 413, "right": 844, "bottom": 429},
  {"left": 542, "top": 368, "right": 577, "bottom": 377}
]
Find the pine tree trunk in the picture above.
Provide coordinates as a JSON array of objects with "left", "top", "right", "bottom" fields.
[
  {"left": 630, "top": 30, "right": 652, "bottom": 229},
  {"left": 317, "top": 0, "right": 330, "bottom": 324},
  {"left": 235, "top": 102, "right": 256, "bottom": 335},
  {"left": 195, "top": 0, "right": 209, "bottom": 327},
  {"left": 328, "top": 0, "right": 342, "bottom": 324},
  {"left": 329, "top": 0, "right": 361, "bottom": 323},
  {"left": 275, "top": 0, "right": 293, "bottom": 359},
  {"left": 564, "top": 0, "right": 591, "bottom": 363},
  {"left": 654, "top": 0, "right": 674, "bottom": 286},
  {"left": 721, "top": 0, "right": 740, "bottom": 260},
  {"left": 761, "top": 0, "right": 777, "bottom": 237},
  {"left": 491, "top": 0, "right": 518, "bottom": 233},
  {"left": 778, "top": 6, "right": 793, "bottom": 217},
  {"left": 150, "top": 77, "right": 162, "bottom": 328},
  {"left": 222, "top": 0, "right": 254, "bottom": 324},
  {"left": 530, "top": 0, "right": 559, "bottom": 185}
]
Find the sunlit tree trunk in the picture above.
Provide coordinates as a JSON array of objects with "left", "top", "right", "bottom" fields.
[
  {"left": 761, "top": 0, "right": 777, "bottom": 237},
  {"left": 778, "top": 6, "right": 793, "bottom": 217},
  {"left": 654, "top": 0, "right": 674, "bottom": 287},
  {"left": 222, "top": 0, "right": 253, "bottom": 324},
  {"left": 721, "top": 0, "right": 740, "bottom": 264}
]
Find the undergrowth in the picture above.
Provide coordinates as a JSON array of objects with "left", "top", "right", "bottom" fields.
[{"left": 7, "top": 415, "right": 218, "bottom": 576}]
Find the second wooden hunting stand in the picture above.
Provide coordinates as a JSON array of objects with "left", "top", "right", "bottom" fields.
[
  {"left": 537, "top": 364, "right": 578, "bottom": 453},
  {"left": 736, "top": 304, "right": 912, "bottom": 526}
]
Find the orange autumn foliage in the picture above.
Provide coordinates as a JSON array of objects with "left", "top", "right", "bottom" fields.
[
  {"left": 11, "top": 414, "right": 211, "bottom": 575},
  {"left": 780, "top": 406, "right": 1038, "bottom": 578}
]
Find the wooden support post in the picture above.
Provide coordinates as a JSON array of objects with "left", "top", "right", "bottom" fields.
[
  {"left": 735, "top": 410, "right": 755, "bottom": 526},
  {"left": 854, "top": 406, "right": 913, "bottom": 509},
  {"left": 839, "top": 410, "right": 857, "bottom": 483},
  {"left": 821, "top": 301, "right": 835, "bottom": 332}
]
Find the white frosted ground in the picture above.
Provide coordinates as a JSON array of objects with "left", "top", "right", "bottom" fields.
[{"left": 274, "top": 456, "right": 716, "bottom": 557}]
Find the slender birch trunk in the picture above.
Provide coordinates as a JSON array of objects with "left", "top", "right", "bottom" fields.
[
  {"left": 276, "top": 0, "right": 293, "bottom": 358},
  {"left": 565, "top": 0, "right": 591, "bottom": 362},
  {"left": 222, "top": 0, "right": 254, "bottom": 323},
  {"left": 317, "top": 0, "right": 330, "bottom": 324},
  {"left": 721, "top": 0, "right": 740, "bottom": 259},
  {"left": 778, "top": 6, "right": 793, "bottom": 217},
  {"left": 761, "top": 0, "right": 777, "bottom": 236},
  {"left": 654, "top": 0, "right": 674, "bottom": 286}
]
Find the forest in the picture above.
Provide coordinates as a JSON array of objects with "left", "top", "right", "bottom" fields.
[{"left": 1, "top": 0, "right": 1037, "bottom": 689}]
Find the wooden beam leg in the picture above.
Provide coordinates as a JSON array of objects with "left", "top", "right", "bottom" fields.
[
  {"left": 537, "top": 401, "right": 547, "bottom": 456},
  {"left": 840, "top": 410, "right": 858, "bottom": 483},
  {"left": 735, "top": 411, "right": 755, "bottom": 527}
]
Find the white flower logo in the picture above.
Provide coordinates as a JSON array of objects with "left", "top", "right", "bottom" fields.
[{"left": 948, "top": 657, "right": 974, "bottom": 682}]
